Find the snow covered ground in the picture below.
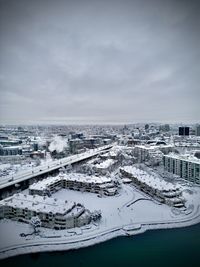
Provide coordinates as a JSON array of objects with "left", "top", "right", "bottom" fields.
[{"left": 0, "top": 183, "right": 200, "bottom": 260}]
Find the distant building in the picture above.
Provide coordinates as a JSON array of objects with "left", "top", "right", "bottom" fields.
[
  {"left": 69, "top": 138, "right": 103, "bottom": 154},
  {"left": 30, "top": 150, "right": 46, "bottom": 159},
  {"left": 126, "top": 138, "right": 142, "bottom": 146},
  {"left": 0, "top": 193, "right": 92, "bottom": 230},
  {"left": 0, "top": 139, "right": 22, "bottom": 146},
  {"left": 159, "top": 124, "right": 170, "bottom": 132},
  {"left": 0, "top": 145, "right": 22, "bottom": 156},
  {"left": 179, "top": 127, "right": 190, "bottom": 136},
  {"left": 163, "top": 154, "right": 200, "bottom": 184},
  {"left": 133, "top": 144, "right": 172, "bottom": 164},
  {"left": 71, "top": 133, "right": 84, "bottom": 139},
  {"left": 195, "top": 125, "right": 200, "bottom": 136},
  {"left": 69, "top": 139, "right": 84, "bottom": 153},
  {"left": 33, "top": 143, "right": 39, "bottom": 151},
  {"left": 22, "top": 145, "right": 33, "bottom": 156}
]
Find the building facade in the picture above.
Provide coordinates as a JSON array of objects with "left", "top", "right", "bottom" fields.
[
  {"left": 179, "top": 127, "right": 190, "bottom": 136},
  {"left": 163, "top": 154, "right": 200, "bottom": 184},
  {"left": 0, "top": 193, "right": 92, "bottom": 230},
  {"left": 120, "top": 166, "right": 185, "bottom": 208},
  {"left": 29, "top": 173, "right": 118, "bottom": 197},
  {"left": 196, "top": 125, "right": 200, "bottom": 136},
  {"left": 0, "top": 145, "right": 22, "bottom": 156},
  {"left": 133, "top": 144, "right": 172, "bottom": 165}
]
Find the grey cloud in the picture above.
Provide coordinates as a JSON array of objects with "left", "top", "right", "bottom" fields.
[{"left": 0, "top": 0, "right": 200, "bottom": 124}]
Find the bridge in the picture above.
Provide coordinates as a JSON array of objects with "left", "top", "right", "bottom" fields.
[{"left": 0, "top": 144, "right": 113, "bottom": 191}]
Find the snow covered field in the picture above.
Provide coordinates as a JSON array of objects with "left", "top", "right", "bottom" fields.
[{"left": 0, "top": 183, "right": 200, "bottom": 260}]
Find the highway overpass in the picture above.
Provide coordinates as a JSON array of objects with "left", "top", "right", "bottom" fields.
[{"left": 0, "top": 144, "right": 113, "bottom": 193}]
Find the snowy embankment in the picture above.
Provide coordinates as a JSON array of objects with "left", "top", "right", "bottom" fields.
[{"left": 0, "top": 184, "right": 200, "bottom": 260}]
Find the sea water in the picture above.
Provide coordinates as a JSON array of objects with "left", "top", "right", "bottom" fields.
[{"left": 1, "top": 223, "right": 200, "bottom": 267}]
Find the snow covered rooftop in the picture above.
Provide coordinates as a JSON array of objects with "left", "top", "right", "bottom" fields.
[
  {"left": 29, "top": 176, "right": 62, "bottom": 191},
  {"left": 135, "top": 144, "right": 172, "bottom": 150},
  {"left": 164, "top": 153, "right": 200, "bottom": 164},
  {"left": 101, "top": 145, "right": 132, "bottom": 157},
  {"left": 121, "top": 166, "right": 180, "bottom": 192},
  {"left": 62, "top": 173, "right": 112, "bottom": 184},
  {"left": 95, "top": 159, "right": 116, "bottom": 169},
  {"left": 0, "top": 193, "right": 78, "bottom": 215},
  {"left": 29, "top": 173, "right": 112, "bottom": 192}
]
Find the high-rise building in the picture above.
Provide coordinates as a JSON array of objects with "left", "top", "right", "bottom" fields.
[
  {"left": 179, "top": 127, "right": 189, "bottom": 136},
  {"left": 163, "top": 154, "right": 200, "bottom": 184},
  {"left": 196, "top": 125, "right": 200, "bottom": 136}
]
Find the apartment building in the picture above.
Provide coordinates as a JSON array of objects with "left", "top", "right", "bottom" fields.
[
  {"left": 120, "top": 166, "right": 185, "bottom": 208},
  {"left": 29, "top": 173, "right": 118, "bottom": 197},
  {"left": 0, "top": 193, "right": 92, "bottom": 230},
  {"left": 163, "top": 154, "right": 200, "bottom": 184}
]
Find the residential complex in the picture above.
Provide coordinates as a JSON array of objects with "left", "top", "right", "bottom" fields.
[
  {"left": 29, "top": 173, "right": 118, "bottom": 196},
  {"left": 0, "top": 193, "right": 92, "bottom": 230},
  {"left": 163, "top": 154, "right": 200, "bottom": 184},
  {"left": 0, "top": 123, "right": 200, "bottom": 235},
  {"left": 0, "top": 145, "right": 22, "bottom": 156},
  {"left": 133, "top": 144, "right": 172, "bottom": 165},
  {"left": 120, "top": 166, "right": 185, "bottom": 208}
]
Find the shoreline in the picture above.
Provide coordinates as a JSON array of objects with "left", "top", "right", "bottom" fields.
[
  {"left": 1, "top": 206, "right": 200, "bottom": 260},
  {"left": 1, "top": 182, "right": 200, "bottom": 260}
]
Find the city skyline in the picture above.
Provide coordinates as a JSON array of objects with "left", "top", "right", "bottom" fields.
[{"left": 0, "top": 0, "right": 199, "bottom": 124}]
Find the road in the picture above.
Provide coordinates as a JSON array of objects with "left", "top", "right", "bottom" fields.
[{"left": 0, "top": 144, "right": 113, "bottom": 190}]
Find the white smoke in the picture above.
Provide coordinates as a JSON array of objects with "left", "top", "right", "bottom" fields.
[{"left": 49, "top": 136, "right": 67, "bottom": 153}]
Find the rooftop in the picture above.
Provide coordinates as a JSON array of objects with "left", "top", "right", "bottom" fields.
[
  {"left": 135, "top": 144, "right": 172, "bottom": 150},
  {"left": 95, "top": 159, "right": 116, "bottom": 169},
  {"left": 0, "top": 193, "right": 79, "bottom": 215},
  {"left": 29, "top": 173, "right": 113, "bottom": 192},
  {"left": 121, "top": 166, "right": 180, "bottom": 192},
  {"left": 164, "top": 153, "right": 200, "bottom": 164}
]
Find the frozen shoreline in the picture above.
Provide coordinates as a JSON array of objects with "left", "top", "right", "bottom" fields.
[
  {"left": 0, "top": 184, "right": 200, "bottom": 260},
  {"left": 0, "top": 212, "right": 200, "bottom": 260}
]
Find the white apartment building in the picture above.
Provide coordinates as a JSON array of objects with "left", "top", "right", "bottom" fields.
[
  {"left": 120, "top": 166, "right": 185, "bottom": 208},
  {"left": 0, "top": 193, "right": 92, "bottom": 230},
  {"left": 29, "top": 173, "right": 118, "bottom": 197},
  {"left": 163, "top": 154, "right": 200, "bottom": 184},
  {"left": 134, "top": 144, "right": 173, "bottom": 164}
]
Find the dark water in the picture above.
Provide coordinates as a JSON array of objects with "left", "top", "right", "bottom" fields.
[{"left": 1, "top": 224, "right": 200, "bottom": 267}]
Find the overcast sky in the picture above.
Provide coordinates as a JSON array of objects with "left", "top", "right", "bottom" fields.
[{"left": 0, "top": 0, "right": 199, "bottom": 125}]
